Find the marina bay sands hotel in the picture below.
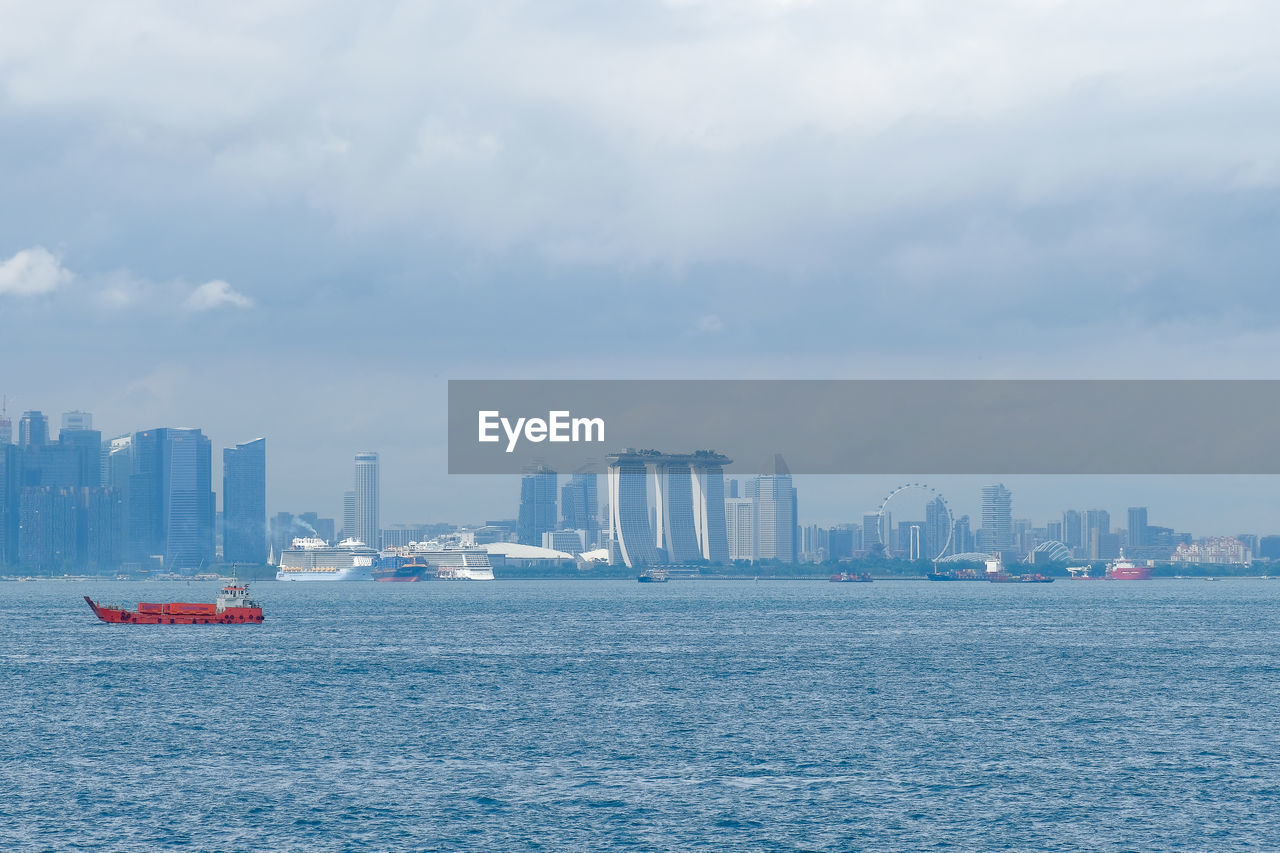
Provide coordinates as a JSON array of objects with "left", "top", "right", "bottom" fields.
[{"left": 606, "top": 449, "right": 732, "bottom": 568}]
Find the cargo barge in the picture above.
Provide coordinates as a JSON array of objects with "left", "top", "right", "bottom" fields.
[{"left": 85, "top": 581, "right": 263, "bottom": 624}]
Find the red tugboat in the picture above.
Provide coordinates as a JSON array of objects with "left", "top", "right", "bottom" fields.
[{"left": 85, "top": 580, "right": 264, "bottom": 624}]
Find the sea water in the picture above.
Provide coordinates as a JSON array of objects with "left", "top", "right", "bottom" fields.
[{"left": 3, "top": 579, "right": 1279, "bottom": 851}]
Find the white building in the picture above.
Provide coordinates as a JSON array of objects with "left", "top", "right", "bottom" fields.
[
  {"left": 726, "top": 497, "right": 755, "bottom": 561},
  {"left": 354, "top": 452, "right": 379, "bottom": 549}
]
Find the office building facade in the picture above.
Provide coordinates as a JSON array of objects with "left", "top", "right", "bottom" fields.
[
  {"left": 223, "top": 438, "right": 267, "bottom": 564},
  {"left": 979, "top": 483, "right": 1013, "bottom": 553},
  {"left": 560, "top": 473, "right": 599, "bottom": 547},
  {"left": 354, "top": 452, "right": 379, "bottom": 548},
  {"left": 518, "top": 467, "right": 558, "bottom": 546}
]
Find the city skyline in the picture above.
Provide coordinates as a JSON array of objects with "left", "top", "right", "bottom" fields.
[{"left": 7, "top": 403, "right": 1280, "bottom": 546}]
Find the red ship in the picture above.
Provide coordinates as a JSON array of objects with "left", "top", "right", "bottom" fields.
[
  {"left": 1106, "top": 553, "right": 1153, "bottom": 580},
  {"left": 829, "top": 571, "right": 872, "bottom": 583},
  {"left": 85, "top": 581, "right": 264, "bottom": 624}
]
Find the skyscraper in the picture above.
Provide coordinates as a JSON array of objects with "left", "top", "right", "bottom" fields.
[
  {"left": 518, "top": 467, "right": 557, "bottom": 546},
  {"left": 18, "top": 486, "right": 80, "bottom": 572},
  {"left": 725, "top": 497, "right": 755, "bottom": 561},
  {"left": 952, "top": 515, "right": 974, "bottom": 554},
  {"left": 690, "top": 454, "right": 730, "bottom": 564},
  {"left": 560, "top": 472, "right": 600, "bottom": 547},
  {"left": 0, "top": 402, "right": 12, "bottom": 446},
  {"left": 1128, "top": 507, "right": 1148, "bottom": 548},
  {"left": 862, "top": 512, "right": 886, "bottom": 550},
  {"left": 752, "top": 455, "right": 797, "bottom": 563},
  {"left": 0, "top": 445, "right": 20, "bottom": 565},
  {"left": 162, "top": 428, "right": 215, "bottom": 571},
  {"left": 110, "top": 428, "right": 214, "bottom": 571},
  {"left": 925, "top": 496, "right": 950, "bottom": 559},
  {"left": 18, "top": 411, "right": 48, "bottom": 448},
  {"left": 224, "top": 438, "right": 267, "bottom": 564},
  {"left": 979, "top": 483, "right": 1013, "bottom": 553},
  {"left": 1062, "top": 510, "right": 1082, "bottom": 550},
  {"left": 656, "top": 459, "right": 700, "bottom": 562},
  {"left": 342, "top": 491, "right": 355, "bottom": 541},
  {"left": 1084, "top": 509, "right": 1110, "bottom": 559},
  {"left": 604, "top": 450, "right": 731, "bottom": 566},
  {"left": 58, "top": 426, "right": 102, "bottom": 488},
  {"left": 84, "top": 486, "right": 123, "bottom": 572},
  {"left": 607, "top": 453, "right": 659, "bottom": 567},
  {"left": 354, "top": 452, "right": 379, "bottom": 549}
]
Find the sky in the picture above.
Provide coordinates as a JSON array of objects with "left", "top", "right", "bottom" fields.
[{"left": 2, "top": 1, "right": 1280, "bottom": 533}]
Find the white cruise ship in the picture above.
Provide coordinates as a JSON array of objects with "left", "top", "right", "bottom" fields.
[
  {"left": 276, "top": 537, "right": 377, "bottom": 581},
  {"left": 403, "top": 540, "right": 495, "bottom": 580},
  {"left": 430, "top": 549, "right": 495, "bottom": 581}
]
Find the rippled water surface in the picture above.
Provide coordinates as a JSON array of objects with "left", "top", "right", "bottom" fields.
[{"left": 3, "top": 578, "right": 1280, "bottom": 851}]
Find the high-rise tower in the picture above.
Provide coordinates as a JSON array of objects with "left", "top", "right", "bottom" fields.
[
  {"left": 518, "top": 467, "right": 558, "bottom": 546},
  {"left": 979, "top": 483, "right": 1013, "bottom": 553},
  {"left": 752, "top": 455, "right": 796, "bottom": 563},
  {"left": 162, "top": 428, "right": 215, "bottom": 571},
  {"left": 18, "top": 411, "right": 48, "bottom": 448},
  {"left": 607, "top": 452, "right": 660, "bottom": 567},
  {"left": 560, "top": 472, "right": 599, "bottom": 547},
  {"left": 354, "top": 452, "right": 379, "bottom": 549},
  {"left": 0, "top": 398, "right": 11, "bottom": 446},
  {"left": 1128, "top": 507, "right": 1148, "bottom": 548},
  {"left": 224, "top": 438, "right": 267, "bottom": 564}
]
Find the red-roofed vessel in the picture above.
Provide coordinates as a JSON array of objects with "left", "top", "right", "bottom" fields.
[{"left": 85, "top": 580, "right": 263, "bottom": 624}]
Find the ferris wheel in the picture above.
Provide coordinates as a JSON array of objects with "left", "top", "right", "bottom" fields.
[{"left": 874, "top": 483, "right": 953, "bottom": 564}]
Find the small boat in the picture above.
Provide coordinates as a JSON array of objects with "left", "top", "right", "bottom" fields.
[
  {"left": 637, "top": 568, "right": 669, "bottom": 583},
  {"left": 85, "top": 580, "right": 264, "bottom": 624},
  {"left": 829, "top": 571, "right": 872, "bottom": 583}
]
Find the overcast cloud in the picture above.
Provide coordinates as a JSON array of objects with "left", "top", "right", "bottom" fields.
[{"left": 2, "top": 1, "right": 1279, "bottom": 528}]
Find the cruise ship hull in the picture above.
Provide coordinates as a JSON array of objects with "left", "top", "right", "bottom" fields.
[
  {"left": 1106, "top": 566, "right": 1153, "bottom": 580},
  {"left": 434, "top": 568, "right": 494, "bottom": 581},
  {"left": 275, "top": 567, "right": 372, "bottom": 582}
]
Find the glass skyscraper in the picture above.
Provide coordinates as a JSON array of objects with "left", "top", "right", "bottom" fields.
[
  {"left": 162, "top": 428, "right": 215, "bottom": 571},
  {"left": 18, "top": 411, "right": 48, "bottom": 449},
  {"left": 560, "top": 472, "right": 599, "bottom": 547},
  {"left": 518, "top": 467, "right": 558, "bottom": 546},
  {"left": 224, "top": 437, "right": 267, "bottom": 564},
  {"left": 114, "top": 428, "right": 215, "bottom": 571}
]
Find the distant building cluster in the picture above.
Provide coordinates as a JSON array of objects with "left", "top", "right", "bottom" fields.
[
  {"left": 0, "top": 406, "right": 265, "bottom": 574},
  {"left": 3, "top": 400, "right": 1270, "bottom": 576},
  {"left": 509, "top": 451, "right": 800, "bottom": 569},
  {"left": 797, "top": 481, "right": 1253, "bottom": 569},
  {"left": 1171, "top": 537, "right": 1252, "bottom": 566}
]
